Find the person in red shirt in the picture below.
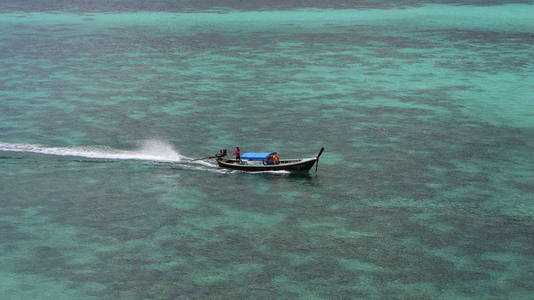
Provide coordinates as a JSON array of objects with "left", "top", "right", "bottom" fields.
[{"left": 233, "top": 147, "right": 241, "bottom": 161}]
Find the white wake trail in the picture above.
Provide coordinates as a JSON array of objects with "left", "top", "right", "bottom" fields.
[{"left": 0, "top": 139, "right": 190, "bottom": 163}]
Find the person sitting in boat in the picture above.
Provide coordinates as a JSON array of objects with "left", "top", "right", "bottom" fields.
[
  {"left": 233, "top": 147, "right": 241, "bottom": 161},
  {"left": 272, "top": 152, "right": 280, "bottom": 164},
  {"left": 266, "top": 154, "right": 273, "bottom": 165},
  {"left": 266, "top": 152, "right": 280, "bottom": 165}
]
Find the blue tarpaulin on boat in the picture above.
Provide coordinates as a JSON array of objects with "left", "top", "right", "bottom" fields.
[{"left": 240, "top": 152, "right": 274, "bottom": 160}]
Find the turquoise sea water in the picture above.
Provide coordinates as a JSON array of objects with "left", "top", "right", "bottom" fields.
[{"left": 1, "top": 2, "right": 534, "bottom": 299}]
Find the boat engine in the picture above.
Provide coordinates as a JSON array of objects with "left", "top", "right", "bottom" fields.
[{"left": 215, "top": 148, "right": 227, "bottom": 159}]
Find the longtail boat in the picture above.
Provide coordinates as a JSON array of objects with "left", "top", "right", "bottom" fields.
[{"left": 216, "top": 148, "right": 324, "bottom": 172}]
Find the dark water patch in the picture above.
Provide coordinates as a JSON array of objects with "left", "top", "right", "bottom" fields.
[
  {"left": 436, "top": 29, "right": 534, "bottom": 46},
  {"left": 50, "top": 27, "right": 75, "bottom": 33},
  {"left": 0, "top": 221, "right": 32, "bottom": 243},
  {"left": 423, "top": 29, "right": 534, "bottom": 73},
  {"left": 3, "top": 0, "right": 534, "bottom": 13},
  {"left": 476, "top": 258, "right": 507, "bottom": 271},
  {"left": 308, "top": 213, "right": 462, "bottom": 277},
  {"left": 508, "top": 272, "right": 534, "bottom": 291},
  {"left": 434, "top": 211, "right": 534, "bottom": 254},
  {"left": 263, "top": 224, "right": 314, "bottom": 253},
  {"left": 506, "top": 181, "right": 534, "bottom": 193},
  {"left": 335, "top": 234, "right": 487, "bottom": 290},
  {"left": 14, "top": 246, "right": 70, "bottom": 276},
  {"left": 0, "top": 155, "right": 25, "bottom": 160},
  {"left": 292, "top": 255, "right": 356, "bottom": 282},
  {"left": 0, "top": 207, "right": 26, "bottom": 217}
]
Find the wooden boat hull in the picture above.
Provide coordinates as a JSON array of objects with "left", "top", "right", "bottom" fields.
[{"left": 217, "top": 158, "right": 317, "bottom": 172}]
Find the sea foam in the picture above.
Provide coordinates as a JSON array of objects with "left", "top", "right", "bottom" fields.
[{"left": 0, "top": 139, "right": 186, "bottom": 163}]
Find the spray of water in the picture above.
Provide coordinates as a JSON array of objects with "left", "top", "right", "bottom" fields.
[{"left": 0, "top": 139, "right": 190, "bottom": 163}]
